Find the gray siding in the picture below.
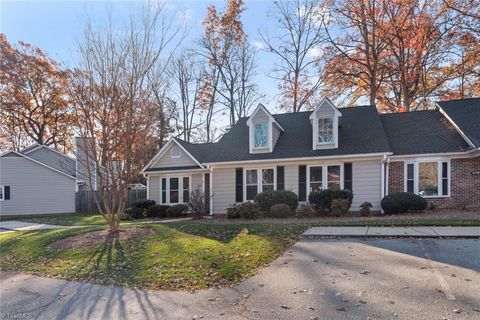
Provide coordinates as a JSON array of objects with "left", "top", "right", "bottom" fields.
[
  {"left": 252, "top": 108, "right": 269, "bottom": 123},
  {"left": 272, "top": 125, "right": 281, "bottom": 149},
  {"left": 0, "top": 156, "right": 76, "bottom": 215},
  {"left": 212, "top": 167, "right": 235, "bottom": 214},
  {"left": 152, "top": 144, "right": 197, "bottom": 167},
  {"left": 192, "top": 174, "right": 203, "bottom": 191},
  {"left": 316, "top": 102, "right": 336, "bottom": 117},
  {"left": 26, "top": 147, "right": 76, "bottom": 177},
  {"left": 284, "top": 164, "right": 299, "bottom": 194},
  {"left": 352, "top": 160, "right": 382, "bottom": 210},
  {"left": 148, "top": 175, "right": 160, "bottom": 204}
]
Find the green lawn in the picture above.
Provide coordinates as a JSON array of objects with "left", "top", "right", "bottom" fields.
[{"left": 0, "top": 223, "right": 307, "bottom": 290}]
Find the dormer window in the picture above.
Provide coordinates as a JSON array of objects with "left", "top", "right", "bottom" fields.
[
  {"left": 254, "top": 122, "right": 268, "bottom": 148},
  {"left": 247, "top": 104, "right": 284, "bottom": 154},
  {"left": 310, "top": 98, "right": 342, "bottom": 150},
  {"left": 318, "top": 117, "right": 334, "bottom": 143}
]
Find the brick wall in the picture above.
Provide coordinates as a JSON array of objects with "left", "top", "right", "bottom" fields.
[{"left": 388, "top": 157, "right": 480, "bottom": 209}]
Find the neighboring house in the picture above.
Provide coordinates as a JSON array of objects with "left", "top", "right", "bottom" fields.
[
  {"left": 142, "top": 98, "right": 480, "bottom": 215},
  {"left": 0, "top": 138, "right": 97, "bottom": 216}
]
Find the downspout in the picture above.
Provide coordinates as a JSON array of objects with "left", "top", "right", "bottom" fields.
[
  {"left": 207, "top": 164, "right": 213, "bottom": 216},
  {"left": 380, "top": 155, "right": 387, "bottom": 214}
]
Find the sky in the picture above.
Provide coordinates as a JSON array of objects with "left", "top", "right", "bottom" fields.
[{"left": 0, "top": 0, "right": 285, "bottom": 113}]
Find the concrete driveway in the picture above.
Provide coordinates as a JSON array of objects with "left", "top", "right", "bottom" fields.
[{"left": 1, "top": 238, "right": 479, "bottom": 320}]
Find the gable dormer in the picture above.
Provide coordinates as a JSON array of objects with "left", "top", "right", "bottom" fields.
[
  {"left": 310, "top": 98, "right": 342, "bottom": 150},
  {"left": 247, "top": 104, "right": 284, "bottom": 154}
]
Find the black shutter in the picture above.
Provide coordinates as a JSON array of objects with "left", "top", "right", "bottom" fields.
[
  {"left": 344, "top": 163, "right": 352, "bottom": 191},
  {"left": 277, "top": 166, "right": 285, "bottom": 190},
  {"left": 298, "top": 165, "right": 306, "bottom": 201},
  {"left": 4, "top": 186, "right": 10, "bottom": 200},
  {"left": 235, "top": 168, "right": 243, "bottom": 202}
]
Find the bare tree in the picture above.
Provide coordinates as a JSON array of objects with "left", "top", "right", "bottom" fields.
[
  {"left": 70, "top": 4, "right": 183, "bottom": 233},
  {"left": 260, "top": 0, "right": 326, "bottom": 112}
]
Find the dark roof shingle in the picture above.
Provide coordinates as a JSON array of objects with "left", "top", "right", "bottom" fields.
[
  {"left": 437, "top": 98, "right": 480, "bottom": 148},
  {"left": 380, "top": 110, "right": 470, "bottom": 155}
]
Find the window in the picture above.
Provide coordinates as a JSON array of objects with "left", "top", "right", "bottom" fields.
[
  {"left": 254, "top": 122, "right": 268, "bottom": 148},
  {"left": 161, "top": 178, "right": 167, "bottom": 204},
  {"left": 262, "top": 169, "right": 274, "bottom": 192},
  {"left": 183, "top": 177, "right": 190, "bottom": 203},
  {"left": 0, "top": 185, "right": 3, "bottom": 201},
  {"left": 406, "top": 163, "right": 414, "bottom": 193},
  {"left": 246, "top": 169, "right": 258, "bottom": 200},
  {"left": 310, "top": 166, "right": 323, "bottom": 192},
  {"left": 419, "top": 162, "right": 438, "bottom": 196},
  {"left": 169, "top": 178, "right": 179, "bottom": 203},
  {"left": 171, "top": 146, "right": 181, "bottom": 158},
  {"left": 405, "top": 161, "right": 449, "bottom": 197},
  {"left": 327, "top": 165, "right": 341, "bottom": 190},
  {"left": 318, "top": 117, "right": 333, "bottom": 143}
]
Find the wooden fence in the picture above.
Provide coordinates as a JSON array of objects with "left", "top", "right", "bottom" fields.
[{"left": 75, "top": 189, "right": 147, "bottom": 213}]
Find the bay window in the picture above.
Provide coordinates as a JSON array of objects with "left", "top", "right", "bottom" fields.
[
  {"left": 161, "top": 178, "right": 167, "bottom": 204},
  {"left": 318, "top": 117, "right": 333, "bottom": 143},
  {"left": 170, "top": 178, "right": 179, "bottom": 203},
  {"left": 327, "top": 165, "right": 341, "bottom": 190},
  {"left": 254, "top": 122, "right": 268, "bottom": 148},
  {"left": 309, "top": 167, "right": 323, "bottom": 192},
  {"left": 183, "top": 177, "right": 190, "bottom": 202},
  {"left": 262, "top": 169, "right": 274, "bottom": 192},
  {"left": 404, "top": 160, "right": 450, "bottom": 197}
]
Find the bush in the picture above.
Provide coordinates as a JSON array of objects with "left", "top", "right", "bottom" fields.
[
  {"left": 254, "top": 190, "right": 298, "bottom": 215},
  {"left": 166, "top": 204, "right": 189, "bottom": 217},
  {"left": 227, "top": 202, "right": 262, "bottom": 219},
  {"left": 269, "top": 204, "right": 293, "bottom": 218},
  {"left": 308, "top": 189, "right": 353, "bottom": 214},
  {"left": 132, "top": 199, "right": 156, "bottom": 210},
  {"left": 359, "top": 202, "right": 373, "bottom": 217},
  {"left": 146, "top": 205, "right": 170, "bottom": 218},
  {"left": 124, "top": 207, "right": 144, "bottom": 219},
  {"left": 381, "top": 192, "right": 427, "bottom": 214},
  {"left": 330, "top": 198, "right": 350, "bottom": 216},
  {"left": 188, "top": 189, "right": 209, "bottom": 219},
  {"left": 295, "top": 204, "right": 316, "bottom": 219}
]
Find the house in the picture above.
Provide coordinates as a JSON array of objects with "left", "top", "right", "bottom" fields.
[
  {"left": 0, "top": 138, "right": 97, "bottom": 216},
  {"left": 142, "top": 97, "right": 480, "bottom": 215}
]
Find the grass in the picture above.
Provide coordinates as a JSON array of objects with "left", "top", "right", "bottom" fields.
[
  {"left": 0, "top": 223, "right": 307, "bottom": 290},
  {"left": 0, "top": 213, "right": 107, "bottom": 226}
]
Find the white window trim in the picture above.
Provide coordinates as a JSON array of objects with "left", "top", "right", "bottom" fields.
[
  {"left": 243, "top": 167, "right": 276, "bottom": 202},
  {"left": 0, "top": 185, "right": 4, "bottom": 201},
  {"left": 170, "top": 146, "right": 182, "bottom": 158},
  {"left": 404, "top": 160, "right": 451, "bottom": 198},
  {"left": 306, "top": 164, "right": 344, "bottom": 194},
  {"left": 159, "top": 174, "right": 192, "bottom": 204}
]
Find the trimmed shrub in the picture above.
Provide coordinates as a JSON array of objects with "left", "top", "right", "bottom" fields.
[
  {"left": 381, "top": 192, "right": 427, "bottom": 214},
  {"left": 227, "top": 202, "right": 262, "bottom": 219},
  {"left": 132, "top": 200, "right": 156, "bottom": 210},
  {"left": 269, "top": 204, "right": 293, "bottom": 218},
  {"left": 166, "top": 204, "right": 189, "bottom": 217},
  {"left": 254, "top": 190, "right": 298, "bottom": 215},
  {"left": 330, "top": 199, "right": 350, "bottom": 216},
  {"left": 124, "top": 207, "right": 144, "bottom": 219},
  {"left": 359, "top": 202, "right": 373, "bottom": 217},
  {"left": 295, "top": 204, "right": 316, "bottom": 219},
  {"left": 308, "top": 189, "right": 353, "bottom": 214},
  {"left": 146, "top": 205, "right": 170, "bottom": 218}
]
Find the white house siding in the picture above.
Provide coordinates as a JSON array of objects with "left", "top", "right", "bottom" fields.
[
  {"left": 272, "top": 125, "right": 281, "bottom": 148},
  {"left": 0, "top": 156, "right": 76, "bottom": 215},
  {"left": 192, "top": 174, "right": 203, "bottom": 191},
  {"left": 211, "top": 167, "right": 235, "bottom": 214},
  {"left": 26, "top": 147, "right": 76, "bottom": 176},
  {"left": 352, "top": 160, "right": 382, "bottom": 210},
  {"left": 152, "top": 144, "right": 197, "bottom": 168},
  {"left": 148, "top": 175, "right": 160, "bottom": 204},
  {"left": 209, "top": 158, "right": 383, "bottom": 214}
]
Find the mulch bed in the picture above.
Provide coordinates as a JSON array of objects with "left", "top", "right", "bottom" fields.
[{"left": 47, "top": 227, "right": 154, "bottom": 250}]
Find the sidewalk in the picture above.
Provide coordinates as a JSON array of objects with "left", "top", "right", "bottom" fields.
[
  {"left": 0, "top": 217, "right": 193, "bottom": 232},
  {"left": 303, "top": 226, "right": 480, "bottom": 238}
]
